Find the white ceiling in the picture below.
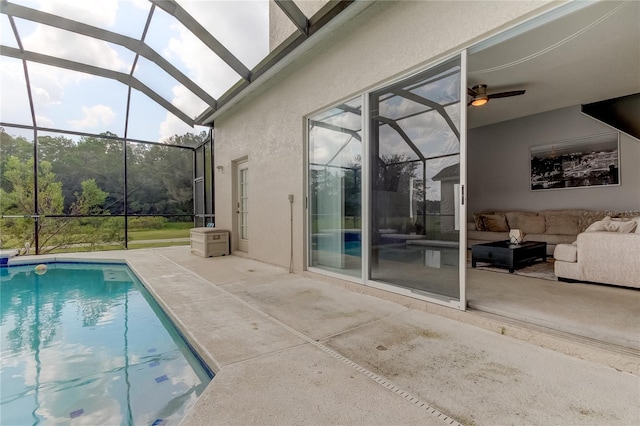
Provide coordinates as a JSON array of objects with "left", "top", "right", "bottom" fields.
[{"left": 466, "top": 0, "right": 640, "bottom": 129}]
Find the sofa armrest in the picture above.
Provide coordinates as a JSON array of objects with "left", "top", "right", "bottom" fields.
[{"left": 576, "top": 232, "right": 640, "bottom": 288}]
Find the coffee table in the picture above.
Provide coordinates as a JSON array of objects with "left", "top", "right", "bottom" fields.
[{"left": 471, "top": 240, "right": 547, "bottom": 273}]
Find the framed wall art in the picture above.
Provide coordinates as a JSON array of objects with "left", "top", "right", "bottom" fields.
[{"left": 530, "top": 132, "right": 620, "bottom": 191}]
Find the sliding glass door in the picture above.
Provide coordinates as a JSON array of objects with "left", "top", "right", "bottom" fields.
[
  {"left": 369, "top": 57, "right": 464, "bottom": 303},
  {"left": 307, "top": 55, "right": 466, "bottom": 307}
]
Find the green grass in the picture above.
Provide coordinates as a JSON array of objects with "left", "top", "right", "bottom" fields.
[
  {"left": 162, "top": 222, "right": 193, "bottom": 230},
  {"left": 127, "top": 227, "right": 191, "bottom": 241},
  {"left": 48, "top": 244, "right": 126, "bottom": 254},
  {"left": 127, "top": 241, "right": 191, "bottom": 249},
  {"left": 2, "top": 221, "right": 193, "bottom": 253}
]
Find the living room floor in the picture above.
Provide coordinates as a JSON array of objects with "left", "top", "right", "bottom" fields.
[{"left": 466, "top": 267, "right": 640, "bottom": 352}]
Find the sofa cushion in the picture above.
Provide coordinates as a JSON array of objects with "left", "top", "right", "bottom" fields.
[
  {"left": 504, "top": 211, "right": 538, "bottom": 229},
  {"left": 525, "top": 233, "right": 577, "bottom": 245},
  {"left": 540, "top": 209, "right": 587, "bottom": 216},
  {"left": 544, "top": 214, "right": 579, "bottom": 235},
  {"left": 554, "top": 243, "right": 577, "bottom": 262},
  {"left": 481, "top": 214, "right": 509, "bottom": 232},
  {"left": 518, "top": 215, "right": 546, "bottom": 234},
  {"left": 467, "top": 230, "right": 509, "bottom": 241}
]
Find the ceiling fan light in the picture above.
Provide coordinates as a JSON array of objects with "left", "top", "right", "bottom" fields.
[{"left": 471, "top": 96, "right": 488, "bottom": 106}]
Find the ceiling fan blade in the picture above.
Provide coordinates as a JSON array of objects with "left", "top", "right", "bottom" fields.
[
  {"left": 488, "top": 90, "right": 526, "bottom": 99},
  {"left": 468, "top": 87, "right": 478, "bottom": 97}
]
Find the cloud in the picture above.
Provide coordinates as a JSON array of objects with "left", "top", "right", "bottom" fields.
[
  {"left": 159, "top": 112, "right": 196, "bottom": 142},
  {"left": 157, "top": 1, "right": 269, "bottom": 138},
  {"left": 28, "top": 63, "right": 67, "bottom": 102},
  {"left": 127, "top": 0, "right": 150, "bottom": 12},
  {"left": 0, "top": 60, "right": 59, "bottom": 128},
  {"left": 35, "top": 115, "right": 55, "bottom": 128},
  {"left": 169, "top": 83, "right": 209, "bottom": 119},
  {"left": 177, "top": 0, "right": 269, "bottom": 68},
  {"left": 39, "top": 0, "right": 119, "bottom": 28},
  {"left": 0, "top": 60, "right": 32, "bottom": 124},
  {"left": 157, "top": 84, "right": 208, "bottom": 141},
  {"left": 25, "top": 62, "right": 93, "bottom": 128},
  {"left": 164, "top": 24, "right": 241, "bottom": 100},
  {"left": 17, "top": 1, "right": 129, "bottom": 73},
  {"left": 22, "top": 26, "right": 129, "bottom": 73},
  {"left": 68, "top": 105, "right": 116, "bottom": 130}
]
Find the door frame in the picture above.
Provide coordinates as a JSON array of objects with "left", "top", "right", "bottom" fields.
[
  {"left": 232, "top": 156, "right": 249, "bottom": 252},
  {"left": 305, "top": 52, "right": 467, "bottom": 310}
]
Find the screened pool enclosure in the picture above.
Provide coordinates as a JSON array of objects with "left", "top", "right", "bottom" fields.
[{"left": 1, "top": 0, "right": 352, "bottom": 254}]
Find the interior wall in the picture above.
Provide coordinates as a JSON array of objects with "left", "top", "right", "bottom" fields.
[
  {"left": 467, "top": 105, "right": 640, "bottom": 214},
  {"left": 213, "top": 0, "right": 556, "bottom": 270}
]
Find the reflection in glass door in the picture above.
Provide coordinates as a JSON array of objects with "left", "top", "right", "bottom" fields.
[{"left": 369, "top": 57, "right": 464, "bottom": 303}]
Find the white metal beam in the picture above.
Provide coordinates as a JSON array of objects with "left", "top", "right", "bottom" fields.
[
  {"left": 0, "top": 1, "right": 217, "bottom": 110},
  {"left": 0, "top": 45, "right": 194, "bottom": 126},
  {"left": 150, "top": 0, "right": 251, "bottom": 81}
]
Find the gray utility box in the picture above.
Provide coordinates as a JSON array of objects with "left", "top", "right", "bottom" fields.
[{"left": 190, "top": 228, "right": 230, "bottom": 257}]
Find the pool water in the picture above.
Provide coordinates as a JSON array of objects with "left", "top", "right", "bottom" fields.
[{"left": 0, "top": 262, "right": 212, "bottom": 425}]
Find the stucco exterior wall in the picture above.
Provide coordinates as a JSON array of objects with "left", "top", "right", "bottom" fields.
[
  {"left": 269, "top": 0, "right": 328, "bottom": 50},
  {"left": 213, "top": 0, "right": 556, "bottom": 270}
]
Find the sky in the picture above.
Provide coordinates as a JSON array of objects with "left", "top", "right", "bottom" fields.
[{"left": 0, "top": 0, "right": 271, "bottom": 143}]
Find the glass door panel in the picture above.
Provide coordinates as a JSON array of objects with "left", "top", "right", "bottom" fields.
[
  {"left": 308, "top": 97, "right": 363, "bottom": 277},
  {"left": 370, "top": 58, "right": 463, "bottom": 302}
]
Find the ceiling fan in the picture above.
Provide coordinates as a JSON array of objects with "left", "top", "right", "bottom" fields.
[{"left": 468, "top": 84, "right": 526, "bottom": 107}]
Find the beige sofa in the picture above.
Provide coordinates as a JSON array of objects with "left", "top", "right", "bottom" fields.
[
  {"left": 554, "top": 222, "right": 640, "bottom": 288},
  {"left": 467, "top": 209, "right": 607, "bottom": 256}
]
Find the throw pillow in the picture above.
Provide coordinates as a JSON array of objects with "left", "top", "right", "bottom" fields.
[
  {"left": 481, "top": 214, "right": 509, "bottom": 232},
  {"left": 612, "top": 219, "right": 637, "bottom": 233},
  {"left": 473, "top": 211, "right": 494, "bottom": 231},
  {"left": 578, "top": 211, "right": 606, "bottom": 232},
  {"left": 517, "top": 215, "right": 546, "bottom": 234},
  {"left": 472, "top": 212, "right": 486, "bottom": 231},
  {"left": 585, "top": 216, "right": 638, "bottom": 233},
  {"left": 544, "top": 214, "right": 579, "bottom": 235},
  {"left": 584, "top": 217, "right": 610, "bottom": 232},
  {"left": 609, "top": 210, "right": 640, "bottom": 219}
]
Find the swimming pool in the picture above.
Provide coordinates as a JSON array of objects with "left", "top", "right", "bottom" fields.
[{"left": 0, "top": 261, "right": 212, "bottom": 425}]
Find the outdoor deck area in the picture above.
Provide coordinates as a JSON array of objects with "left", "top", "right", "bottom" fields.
[{"left": 11, "top": 246, "right": 639, "bottom": 425}]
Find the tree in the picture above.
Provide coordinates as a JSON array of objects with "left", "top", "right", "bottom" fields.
[
  {"left": 1, "top": 128, "right": 200, "bottom": 251},
  {"left": 127, "top": 132, "right": 200, "bottom": 216},
  {"left": 1, "top": 128, "right": 33, "bottom": 192},
  {"left": 70, "top": 179, "right": 108, "bottom": 215},
  {"left": 37, "top": 134, "right": 125, "bottom": 214},
  {"left": 0, "top": 156, "right": 122, "bottom": 253}
]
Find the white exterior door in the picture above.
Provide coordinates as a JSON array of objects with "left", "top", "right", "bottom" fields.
[{"left": 237, "top": 161, "right": 249, "bottom": 252}]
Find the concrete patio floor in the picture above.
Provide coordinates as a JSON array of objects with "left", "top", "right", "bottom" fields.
[{"left": 23, "top": 246, "right": 640, "bottom": 425}]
